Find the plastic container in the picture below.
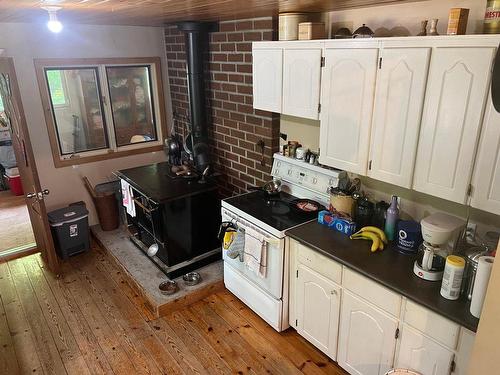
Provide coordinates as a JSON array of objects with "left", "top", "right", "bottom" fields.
[
  {"left": 384, "top": 196, "right": 399, "bottom": 241},
  {"left": 48, "top": 205, "right": 90, "bottom": 259},
  {"left": 440, "top": 255, "right": 465, "bottom": 300},
  {"left": 4, "top": 167, "right": 23, "bottom": 196},
  {"left": 94, "top": 181, "right": 120, "bottom": 231},
  {"left": 396, "top": 220, "right": 423, "bottom": 254}
]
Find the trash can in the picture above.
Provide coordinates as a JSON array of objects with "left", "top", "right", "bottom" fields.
[
  {"left": 48, "top": 205, "right": 90, "bottom": 259},
  {"left": 94, "top": 181, "right": 120, "bottom": 231}
]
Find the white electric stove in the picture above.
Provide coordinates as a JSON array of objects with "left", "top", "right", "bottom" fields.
[{"left": 221, "top": 153, "right": 345, "bottom": 331}]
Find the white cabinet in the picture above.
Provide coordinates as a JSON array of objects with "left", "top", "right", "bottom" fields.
[
  {"left": 396, "top": 324, "right": 454, "bottom": 375},
  {"left": 470, "top": 95, "right": 500, "bottom": 215},
  {"left": 282, "top": 48, "right": 322, "bottom": 120},
  {"left": 252, "top": 47, "right": 282, "bottom": 112},
  {"left": 413, "top": 47, "right": 496, "bottom": 203},
  {"left": 368, "top": 47, "right": 430, "bottom": 188},
  {"left": 319, "top": 48, "right": 378, "bottom": 174},
  {"left": 296, "top": 264, "right": 341, "bottom": 360},
  {"left": 338, "top": 290, "right": 398, "bottom": 375}
]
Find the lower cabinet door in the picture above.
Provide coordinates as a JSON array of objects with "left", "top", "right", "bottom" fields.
[
  {"left": 338, "top": 291, "right": 398, "bottom": 375},
  {"left": 296, "top": 264, "right": 341, "bottom": 360},
  {"left": 396, "top": 324, "right": 454, "bottom": 375}
]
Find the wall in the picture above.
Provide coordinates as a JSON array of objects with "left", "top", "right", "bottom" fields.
[
  {"left": 328, "top": 0, "right": 488, "bottom": 37},
  {"left": 165, "top": 17, "right": 280, "bottom": 197},
  {"left": 0, "top": 22, "right": 170, "bottom": 225}
]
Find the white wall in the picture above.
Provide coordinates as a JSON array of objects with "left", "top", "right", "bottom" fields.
[
  {"left": 328, "top": 0, "right": 488, "bottom": 37},
  {"left": 0, "top": 22, "right": 172, "bottom": 224}
]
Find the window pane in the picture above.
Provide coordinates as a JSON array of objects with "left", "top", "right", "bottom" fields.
[
  {"left": 45, "top": 68, "right": 108, "bottom": 155},
  {"left": 106, "top": 66, "right": 157, "bottom": 147},
  {"left": 0, "top": 93, "right": 4, "bottom": 112}
]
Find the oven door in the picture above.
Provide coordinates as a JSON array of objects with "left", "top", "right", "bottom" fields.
[{"left": 222, "top": 211, "right": 284, "bottom": 300}]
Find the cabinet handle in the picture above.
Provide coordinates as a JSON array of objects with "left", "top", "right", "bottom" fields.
[{"left": 330, "top": 290, "right": 337, "bottom": 296}]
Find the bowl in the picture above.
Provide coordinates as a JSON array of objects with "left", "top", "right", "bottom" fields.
[
  {"left": 183, "top": 272, "right": 202, "bottom": 286},
  {"left": 159, "top": 280, "right": 178, "bottom": 295}
]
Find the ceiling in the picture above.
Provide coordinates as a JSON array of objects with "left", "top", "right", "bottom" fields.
[{"left": 0, "top": 0, "right": 418, "bottom": 26}]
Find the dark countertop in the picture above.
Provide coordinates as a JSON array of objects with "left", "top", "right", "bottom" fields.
[
  {"left": 286, "top": 221, "right": 479, "bottom": 332},
  {"left": 115, "top": 162, "right": 217, "bottom": 203}
]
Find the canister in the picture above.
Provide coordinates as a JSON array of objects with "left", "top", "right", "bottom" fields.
[
  {"left": 440, "top": 255, "right": 465, "bottom": 300},
  {"left": 396, "top": 220, "right": 423, "bottom": 254},
  {"left": 279, "top": 13, "right": 308, "bottom": 40},
  {"left": 484, "top": 0, "right": 500, "bottom": 34}
]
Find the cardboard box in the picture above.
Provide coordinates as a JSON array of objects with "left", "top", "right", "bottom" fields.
[
  {"left": 447, "top": 8, "right": 469, "bottom": 35},
  {"left": 298, "top": 22, "right": 326, "bottom": 40}
]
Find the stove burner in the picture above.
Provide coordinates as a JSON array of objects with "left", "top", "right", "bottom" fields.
[{"left": 265, "top": 199, "right": 290, "bottom": 215}]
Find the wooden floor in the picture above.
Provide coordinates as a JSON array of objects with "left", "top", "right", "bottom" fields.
[
  {"left": 0, "top": 242, "right": 348, "bottom": 374},
  {"left": 0, "top": 190, "right": 35, "bottom": 253}
]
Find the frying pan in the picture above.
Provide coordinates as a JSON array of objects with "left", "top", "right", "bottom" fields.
[{"left": 249, "top": 178, "right": 282, "bottom": 196}]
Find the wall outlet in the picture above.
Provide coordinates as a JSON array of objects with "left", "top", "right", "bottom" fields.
[{"left": 466, "top": 222, "right": 477, "bottom": 243}]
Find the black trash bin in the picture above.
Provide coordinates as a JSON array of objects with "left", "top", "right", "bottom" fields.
[{"left": 48, "top": 205, "right": 90, "bottom": 259}]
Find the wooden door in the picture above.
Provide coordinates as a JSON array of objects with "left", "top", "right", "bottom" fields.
[
  {"left": 470, "top": 94, "right": 500, "bottom": 215},
  {"left": 413, "top": 47, "right": 496, "bottom": 204},
  {"left": 252, "top": 47, "right": 282, "bottom": 112},
  {"left": 338, "top": 290, "right": 398, "bottom": 375},
  {"left": 319, "top": 48, "right": 378, "bottom": 174},
  {"left": 0, "top": 58, "right": 59, "bottom": 272},
  {"left": 296, "top": 264, "right": 341, "bottom": 360},
  {"left": 395, "top": 324, "right": 454, "bottom": 375},
  {"left": 368, "top": 47, "right": 430, "bottom": 188},
  {"left": 282, "top": 48, "right": 322, "bottom": 120}
]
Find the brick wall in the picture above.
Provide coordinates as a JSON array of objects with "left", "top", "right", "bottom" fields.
[{"left": 164, "top": 17, "right": 280, "bottom": 197}]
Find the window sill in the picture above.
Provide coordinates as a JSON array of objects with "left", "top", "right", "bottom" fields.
[{"left": 53, "top": 144, "right": 164, "bottom": 168}]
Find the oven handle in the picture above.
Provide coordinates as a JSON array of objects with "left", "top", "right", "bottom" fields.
[{"left": 133, "top": 197, "right": 158, "bottom": 214}]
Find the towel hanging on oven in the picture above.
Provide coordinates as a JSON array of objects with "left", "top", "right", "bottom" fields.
[
  {"left": 120, "top": 179, "right": 136, "bottom": 217},
  {"left": 244, "top": 226, "right": 268, "bottom": 278},
  {"left": 226, "top": 228, "right": 245, "bottom": 261}
]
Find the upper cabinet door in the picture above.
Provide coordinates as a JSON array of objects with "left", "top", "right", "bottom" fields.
[
  {"left": 282, "top": 48, "right": 322, "bottom": 120},
  {"left": 368, "top": 47, "right": 431, "bottom": 188},
  {"left": 471, "top": 95, "right": 500, "bottom": 215},
  {"left": 252, "top": 47, "right": 283, "bottom": 112},
  {"left": 338, "top": 291, "right": 398, "bottom": 375},
  {"left": 413, "top": 47, "right": 496, "bottom": 204},
  {"left": 296, "top": 264, "right": 341, "bottom": 360},
  {"left": 395, "top": 324, "right": 454, "bottom": 375},
  {"left": 319, "top": 48, "right": 378, "bottom": 174}
]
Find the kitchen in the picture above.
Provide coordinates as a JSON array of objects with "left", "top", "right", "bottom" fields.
[{"left": 0, "top": 1, "right": 500, "bottom": 375}]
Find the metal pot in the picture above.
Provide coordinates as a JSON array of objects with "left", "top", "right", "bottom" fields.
[
  {"left": 249, "top": 178, "right": 282, "bottom": 196},
  {"left": 353, "top": 24, "right": 374, "bottom": 38}
]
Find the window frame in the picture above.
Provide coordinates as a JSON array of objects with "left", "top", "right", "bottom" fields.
[{"left": 34, "top": 57, "right": 167, "bottom": 168}]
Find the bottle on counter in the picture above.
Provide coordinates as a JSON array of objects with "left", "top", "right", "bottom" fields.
[
  {"left": 440, "top": 255, "right": 465, "bottom": 300},
  {"left": 384, "top": 195, "right": 399, "bottom": 241}
]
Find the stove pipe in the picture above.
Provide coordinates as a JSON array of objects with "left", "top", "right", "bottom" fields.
[{"left": 177, "top": 22, "right": 210, "bottom": 173}]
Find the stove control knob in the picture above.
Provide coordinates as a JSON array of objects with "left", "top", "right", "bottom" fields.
[
  {"left": 312, "top": 177, "right": 318, "bottom": 184},
  {"left": 288, "top": 169, "right": 293, "bottom": 176}
]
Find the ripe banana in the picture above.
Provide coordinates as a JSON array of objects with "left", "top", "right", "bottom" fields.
[
  {"left": 350, "top": 231, "right": 381, "bottom": 252},
  {"left": 355, "top": 226, "right": 388, "bottom": 244}
]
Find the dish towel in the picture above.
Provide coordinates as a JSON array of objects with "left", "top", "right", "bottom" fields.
[
  {"left": 120, "top": 179, "right": 136, "bottom": 217},
  {"left": 244, "top": 227, "right": 267, "bottom": 278},
  {"left": 226, "top": 228, "right": 245, "bottom": 261}
]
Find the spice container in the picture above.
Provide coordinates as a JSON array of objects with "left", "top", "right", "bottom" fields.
[
  {"left": 440, "top": 255, "right": 465, "bottom": 300},
  {"left": 484, "top": 0, "right": 500, "bottom": 34}
]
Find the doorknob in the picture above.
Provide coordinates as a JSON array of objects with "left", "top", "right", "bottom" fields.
[
  {"left": 26, "top": 192, "right": 36, "bottom": 199},
  {"left": 37, "top": 189, "right": 50, "bottom": 200}
]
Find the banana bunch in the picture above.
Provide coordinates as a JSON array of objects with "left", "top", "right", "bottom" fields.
[{"left": 350, "top": 226, "right": 388, "bottom": 252}]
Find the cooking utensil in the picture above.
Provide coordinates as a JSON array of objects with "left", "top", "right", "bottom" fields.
[
  {"left": 249, "top": 178, "right": 282, "bottom": 196},
  {"left": 353, "top": 24, "right": 374, "bottom": 38},
  {"left": 183, "top": 272, "right": 202, "bottom": 286},
  {"left": 159, "top": 280, "right": 178, "bottom": 295}
]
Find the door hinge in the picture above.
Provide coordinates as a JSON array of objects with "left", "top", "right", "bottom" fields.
[
  {"left": 450, "top": 359, "right": 456, "bottom": 373},
  {"left": 318, "top": 103, "right": 321, "bottom": 113},
  {"left": 395, "top": 328, "right": 400, "bottom": 339},
  {"left": 379, "top": 57, "right": 383, "bottom": 69},
  {"left": 321, "top": 56, "right": 325, "bottom": 67},
  {"left": 368, "top": 160, "right": 372, "bottom": 170},
  {"left": 296, "top": 269, "right": 299, "bottom": 278},
  {"left": 467, "top": 183, "right": 473, "bottom": 197}
]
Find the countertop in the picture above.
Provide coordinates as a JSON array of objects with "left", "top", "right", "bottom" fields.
[
  {"left": 115, "top": 162, "right": 217, "bottom": 203},
  {"left": 286, "top": 221, "right": 479, "bottom": 332}
]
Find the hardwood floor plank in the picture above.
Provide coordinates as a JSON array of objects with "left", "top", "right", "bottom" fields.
[
  {"left": 8, "top": 259, "right": 68, "bottom": 374},
  {"left": 0, "top": 294, "right": 20, "bottom": 374},
  {"left": 0, "top": 262, "right": 43, "bottom": 374}
]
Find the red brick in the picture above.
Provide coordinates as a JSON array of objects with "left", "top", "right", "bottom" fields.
[
  {"left": 215, "top": 91, "right": 229, "bottom": 100},
  {"left": 238, "top": 123, "right": 255, "bottom": 133},
  {"left": 220, "top": 22, "right": 236, "bottom": 32},
  {"left": 221, "top": 83, "right": 237, "bottom": 92},
  {"left": 228, "top": 53, "right": 244, "bottom": 62},
  {"left": 230, "top": 112, "right": 245, "bottom": 122},
  {"left": 254, "top": 18, "right": 273, "bottom": 30},
  {"left": 240, "top": 173, "right": 255, "bottom": 184},
  {"left": 237, "top": 85, "right": 252, "bottom": 95},
  {"left": 224, "top": 135, "right": 239, "bottom": 145},
  {"left": 212, "top": 53, "right": 228, "bottom": 62},
  {"left": 223, "top": 118, "right": 238, "bottom": 128},
  {"left": 213, "top": 73, "right": 228, "bottom": 81},
  {"left": 222, "top": 101, "right": 237, "bottom": 111},
  {"left": 263, "top": 31, "right": 274, "bottom": 41},
  {"left": 228, "top": 73, "right": 244, "bottom": 83},
  {"left": 232, "top": 146, "right": 246, "bottom": 156},
  {"left": 244, "top": 31, "right": 262, "bottom": 41},
  {"left": 235, "top": 20, "right": 253, "bottom": 30},
  {"left": 237, "top": 64, "right": 252, "bottom": 74},
  {"left": 221, "top": 43, "right": 236, "bottom": 52},
  {"left": 212, "top": 33, "right": 227, "bottom": 42},
  {"left": 236, "top": 43, "right": 252, "bottom": 52},
  {"left": 227, "top": 33, "right": 244, "bottom": 42},
  {"left": 246, "top": 116, "right": 262, "bottom": 125},
  {"left": 222, "top": 64, "right": 236, "bottom": 72},
  {"left": 230, "top": 129, "right": 245, "bottom": 139}
]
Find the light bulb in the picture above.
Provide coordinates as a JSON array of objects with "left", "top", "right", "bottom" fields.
[{"left": 47, "top": 19, "right": 63, "bottom": 33}]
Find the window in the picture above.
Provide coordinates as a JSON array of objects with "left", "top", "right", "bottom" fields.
[
  {"left": 35, "top": 58, "right": 166, "bottom": 167},
  {"left": 0, "top": 93, "right": 4, "bottom": 112}
]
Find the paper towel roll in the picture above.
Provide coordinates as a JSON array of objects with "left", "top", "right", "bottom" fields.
[{"left": 470, "top": 256, "right": 495, "bottom": 318}]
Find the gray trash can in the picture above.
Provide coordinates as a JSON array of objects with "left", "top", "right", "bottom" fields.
[{"left": 48, "top": 205, "right": 90, "bottom": 259}]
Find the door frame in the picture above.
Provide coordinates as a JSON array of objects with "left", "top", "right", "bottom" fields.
[{"left": 0, "top": 57, "right": 59, "bottom": 272}]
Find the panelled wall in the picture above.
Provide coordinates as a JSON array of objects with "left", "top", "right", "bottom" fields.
[{"left": 164, "top": 17, "right": 280, "bottom": 196}]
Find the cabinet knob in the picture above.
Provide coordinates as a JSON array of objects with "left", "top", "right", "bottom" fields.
[{"left": 331, "top": 290, "right": 337, "bottom": 296}]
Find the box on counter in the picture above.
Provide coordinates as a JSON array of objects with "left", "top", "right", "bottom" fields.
[
  {"left": 447, "top": 8, "right": 469, "bottom": 35},
  {"left": 318, "top": 210, "right": 357, "bottom": 236}
]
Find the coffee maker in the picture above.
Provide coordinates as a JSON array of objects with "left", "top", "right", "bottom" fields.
[{"left": 413, "top": 212, "right": 465, "bottom": 281}]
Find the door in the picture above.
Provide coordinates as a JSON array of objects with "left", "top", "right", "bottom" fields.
[
  {"left": 413, "top": 47, "right": 496, "bottom": 203},
  {"left": 396, "top": 324, "right": 454, "bottom": 375},
  {"left": 368, "top": 47, "right": 430, "bottom": 188},
  {"left": 296, "top": 264, "right": 341, "bottom": 360},
  {"left": 470, "top": 94, "right": 500, "bottom": 215},
  {"left": 0, "top": 58, "right": 59, "bottom": 272},
  {"left": 338, "top": 290, "right": 398, "bottom": 375},
  {"left": 319, "top": 48, "right": 378, "bottom": 174},
  {"left": 252, "top": 47, "right": 282, "bottom": 112},
  {"left": 282, "top": 48, "right": 322, "bottom": 120}
]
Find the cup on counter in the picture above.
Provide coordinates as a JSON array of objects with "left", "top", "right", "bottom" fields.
[
  {"left": 396, "top": 220, "right": 423, "bottom": 254},
  {"left": 295, "top": 147, "right": 307, "bottom": 160}
]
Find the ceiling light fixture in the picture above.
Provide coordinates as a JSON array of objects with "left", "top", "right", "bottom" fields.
[{"left": 43, "top": 6, "right": 63, "bottom": 33}]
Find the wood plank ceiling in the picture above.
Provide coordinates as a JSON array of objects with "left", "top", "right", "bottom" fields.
[{"left": 0, "top": 0, "right": 419, "bottom": 26}]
